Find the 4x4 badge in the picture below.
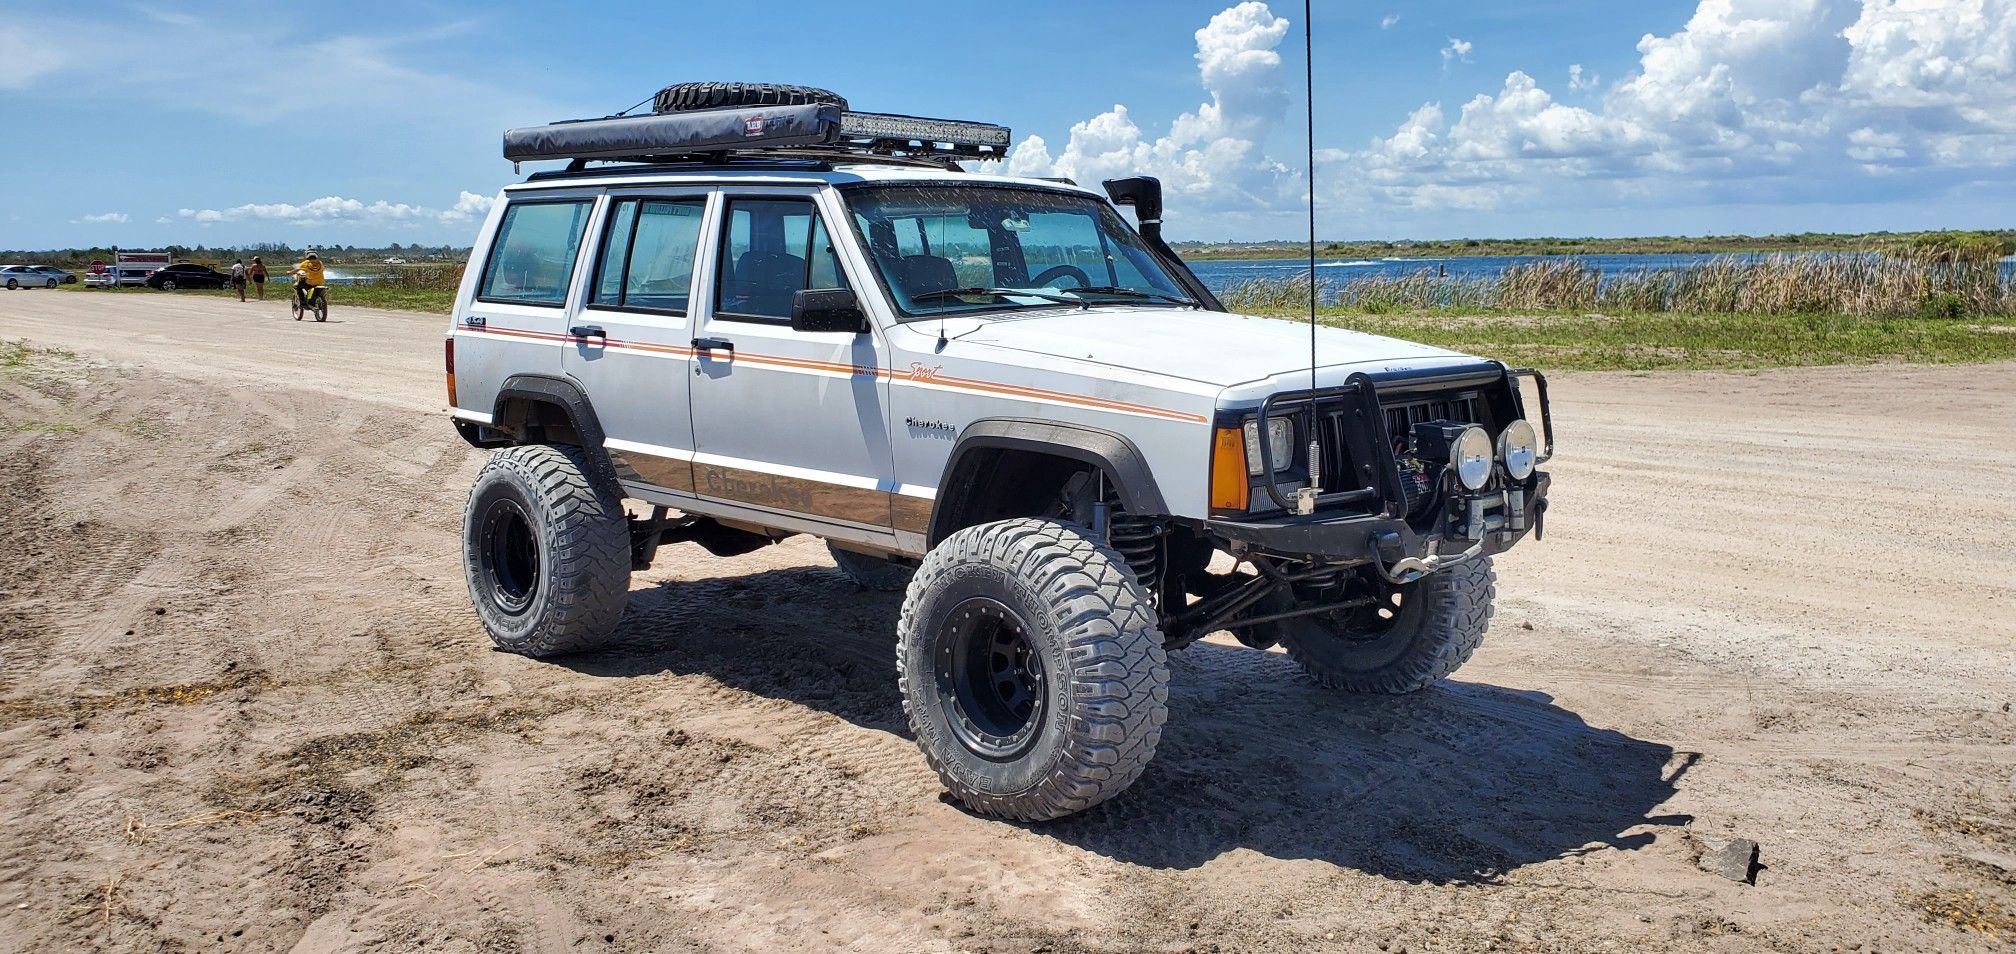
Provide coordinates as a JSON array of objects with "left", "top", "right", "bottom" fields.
[{"left": 462, "top": 315, "right": 487, "bottom": 328}]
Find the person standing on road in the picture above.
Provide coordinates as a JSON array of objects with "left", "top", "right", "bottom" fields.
[
  {"left": 230, "top": 259, "right": 248, "bottom": 301},
  {"left": 250, "top": 257, "right": 268, "bottom": 300}
]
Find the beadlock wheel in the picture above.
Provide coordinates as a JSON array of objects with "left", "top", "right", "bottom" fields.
[
  {"left": 476, "top": 497, "right": 540, "bottom": 616},
  {"left": 462, "top": 444, "right": 631, "bottom": 658},
  {"left": 932, "top": 596, "right": 1047, "bottom": 760},
  {"left": 897, "top": 518, "right": 1169, "bottom": 821}
]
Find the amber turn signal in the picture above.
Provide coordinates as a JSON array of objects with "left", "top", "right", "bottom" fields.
[{"left": 1210, "top": 426, "right": 1250, "bottom": 512}]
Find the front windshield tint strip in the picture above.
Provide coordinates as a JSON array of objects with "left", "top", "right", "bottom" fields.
[{"left": 839, "top": 184, "right": 1190, "bottom": 322}]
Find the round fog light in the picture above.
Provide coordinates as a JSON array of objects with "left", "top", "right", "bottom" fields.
[
  {"left": 1498, "top": 419, "right": 1538, "bottom": 480},
  {"left": 1454, "top": 425, "right": 1493, "bottom": 490}
]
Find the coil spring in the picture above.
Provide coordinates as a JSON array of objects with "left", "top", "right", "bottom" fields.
[{"left": 1109, "top": 507, "right": 1163, "bottom": 609}]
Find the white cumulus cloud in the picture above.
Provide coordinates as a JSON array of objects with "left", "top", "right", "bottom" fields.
[
  {"left": 177, "top": 192, "right": 498, "bottom": 227},
  {"left": 1380, "top": 13, "right": 1401, "bottom": 29},
  {"left": 1330, "top": 0, "right": 2016, "bottom": 219},
  {"left": 1442, "top": 37, "right": 1475, "bottom": 68},
  {"left": 1002, "top": 1, "right": 1297, "bottom": 226},
  {"left": 441, "top": 191, "right": 497, "bottom": 222},
  {"left": 76, "top": 212, "right": 129, "bottom": 224}
]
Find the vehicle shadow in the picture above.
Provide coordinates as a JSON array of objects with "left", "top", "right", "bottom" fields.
[{"left": 561, "top": 561, "right": 1694, "bottom": 883}]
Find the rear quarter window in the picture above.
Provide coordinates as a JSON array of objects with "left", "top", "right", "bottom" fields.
[{"left": 478, "top": 200, "right": 593, "bottom": 306}]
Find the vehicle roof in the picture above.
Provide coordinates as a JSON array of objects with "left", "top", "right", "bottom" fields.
[{"left": 503, "top": 162, "right": 1100, "bottom": 197}]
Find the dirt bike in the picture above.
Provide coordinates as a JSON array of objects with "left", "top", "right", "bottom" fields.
[{"left": 292, "top": 282, "right": 328, "bottom": 322}]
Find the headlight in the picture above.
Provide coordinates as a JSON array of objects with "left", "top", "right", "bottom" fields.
[
  {"left": 1243, "top": 418, "right": 1294, "bottom": 475},
  {"left": 1454, "top": 425, "right": 1493, "bottom": 490},
  {"left": 1498, "top": 419, "right": 1538, "bottom": 480}
]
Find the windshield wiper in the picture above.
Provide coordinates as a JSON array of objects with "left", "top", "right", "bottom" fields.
[
  {"left": 1061, "top": 286, "right": 1198, "bottom": 306},
  {"left": 908, "top": 287, "right": 1088, "bottom": 308}
]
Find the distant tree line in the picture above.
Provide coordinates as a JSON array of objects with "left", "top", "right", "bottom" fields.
[{"left": 0, "top": 242, "right": 474, "bottom": 268}]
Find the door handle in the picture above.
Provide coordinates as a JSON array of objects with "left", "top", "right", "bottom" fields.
[
  {"left": 569, "top": 325, "right": 605, "bottom": 340},
  {"left": 691, "top": 336, "right": 734, "bottom": 354}
]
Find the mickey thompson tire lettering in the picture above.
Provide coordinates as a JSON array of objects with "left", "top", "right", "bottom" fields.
[
  {"left": 462, "top": 444, "right": 631, "bottom": 658},
  {"left": 896, "top": 518, "right": 1169, "bottom": 821}
]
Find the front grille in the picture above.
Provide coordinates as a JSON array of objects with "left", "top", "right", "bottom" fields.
[
  {"left": 1310, "top": 406, "right": 1362, "bottom": 497},
  {"left": 1382, "top": 392, "right": 1485, "bottom": 445},
  {"left": 1257, "top": 385, "right": 1494, "bottom": 515}
]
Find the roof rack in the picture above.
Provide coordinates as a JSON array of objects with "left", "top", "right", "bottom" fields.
[{"left": 503, "top": 103, "right": 1010, "bottom": 172}]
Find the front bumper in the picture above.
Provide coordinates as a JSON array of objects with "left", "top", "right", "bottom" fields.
[{"left": 1205, "top": 472, "right": 1550, "bottom": 565}]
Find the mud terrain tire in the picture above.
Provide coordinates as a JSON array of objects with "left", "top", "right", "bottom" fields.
[
  {"left": 653, "top": 82, "right": 848, "bottom": 115},
  {"left": 1272, "top": 558, "right": 1494, "bottom": 693},
  {"left": 897, "top": 518, "right": 1169, "bottom": 821},
  {"left": 463, "top": 444, "right": 630, "bottom": 658},
  {"left": 827, "top": 542, "right": 913, "bottom": 592}
]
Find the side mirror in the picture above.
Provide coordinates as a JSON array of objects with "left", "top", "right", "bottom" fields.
[{"left": 790, "top": 288, "right": 869, "bottom": 333}]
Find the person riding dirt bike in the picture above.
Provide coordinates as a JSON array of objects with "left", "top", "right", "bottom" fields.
[{"left": 292, "top": 252, "right": 328, "bottom": 322}]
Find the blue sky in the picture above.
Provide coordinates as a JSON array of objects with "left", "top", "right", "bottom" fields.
[{"left": 3, "top": 0, "right": 2011, "bottom": 248}]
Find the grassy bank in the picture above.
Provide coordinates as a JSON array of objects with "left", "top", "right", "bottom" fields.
[
  {"left": 1223, "top": 256, "right": 2016, "bottom": 370},
  {"left": 1290, "top": 311, "right": 2016, "bottom": 371}
]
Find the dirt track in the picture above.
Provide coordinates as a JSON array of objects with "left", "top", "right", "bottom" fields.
[{"left": 1, "top": 290, "right": 2012, "bottom": 953}]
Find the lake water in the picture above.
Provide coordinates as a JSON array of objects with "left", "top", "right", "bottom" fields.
[
  {"left": 1184, "top": 252, "right": 2016, "bottom": 305},
  {"left": 1187, "top": 253, "right": 1818, "bottom": 292}
]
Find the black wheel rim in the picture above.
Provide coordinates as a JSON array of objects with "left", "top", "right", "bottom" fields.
[
  {"left": 932, "top": 597, "right": 1046, "bottom": 761},
  {"left": 478, "top": 497, "right": 540, "bottom": 615}
]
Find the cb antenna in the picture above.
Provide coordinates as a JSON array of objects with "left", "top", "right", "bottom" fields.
[{"left": 1294, "top": 0, "right": 1323, "bottom": 515}]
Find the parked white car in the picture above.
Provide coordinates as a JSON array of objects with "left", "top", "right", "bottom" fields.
[
  {"left": 1, "top": 265, "right": 60, "bottom": 289},
  {"left": 448, "top": 83, "right": 1553, "bottom": 821}
]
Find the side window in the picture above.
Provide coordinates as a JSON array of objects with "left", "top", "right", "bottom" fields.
[
  {"left": 478, "top": 200, "right": 592, "bottom": 306},
  {"left": 591, "top": 198, "right": 705, "bottom": 312},
  {"left": 715, "top": 197, "right": 848, "bottom": 323},
  {"left": 591, "top": 200, "right": 638, "bottom": 304}
]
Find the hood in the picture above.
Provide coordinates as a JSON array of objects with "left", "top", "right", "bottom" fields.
[{"left": 954, "top": 307, "right": 1476, "bottom": 388}]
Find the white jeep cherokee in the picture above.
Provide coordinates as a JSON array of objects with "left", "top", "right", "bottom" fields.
[{"left": 449, "top": 83, "right": 1552, "bottom": 821}]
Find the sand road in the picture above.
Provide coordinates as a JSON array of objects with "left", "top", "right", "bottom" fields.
[{"left": 1, "top": 290, "right": 2012, "bottom": 952}]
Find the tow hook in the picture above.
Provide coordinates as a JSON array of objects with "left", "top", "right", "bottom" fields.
[{"left": 1371, "top": 530, "right": 1484, "bottom": 585}]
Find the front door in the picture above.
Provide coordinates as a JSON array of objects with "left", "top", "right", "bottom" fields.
[
  {"left": 561, "top": 191, "right": 713, "bottom": 495},
  {"left": 686, "top": 189, "right": 897, "bottom": 536}
]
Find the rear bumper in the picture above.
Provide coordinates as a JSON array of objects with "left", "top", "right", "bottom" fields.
[{"left": 1205, "top": 472, "right": 1549, "bottom": 564}]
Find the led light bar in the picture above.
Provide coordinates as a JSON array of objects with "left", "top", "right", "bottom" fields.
[
  {"left": 503, "top": 103, "right": 1010, "bottom": 165},
  {"left": 837, "top": 112, "right": 1011, "bottom": 149}
]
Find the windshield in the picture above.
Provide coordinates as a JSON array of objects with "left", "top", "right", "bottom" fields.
[{"left": 842, "top": 185, "right": 1192, "bottom": 320}]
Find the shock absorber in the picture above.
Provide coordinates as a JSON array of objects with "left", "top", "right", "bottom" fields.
[{"left": 1108, "top": 503, "right": 1164, "bottom": 609}]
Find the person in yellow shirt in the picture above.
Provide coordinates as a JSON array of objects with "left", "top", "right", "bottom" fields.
[{"left": 292, "top": 251, "right": 326, "bottom": 311}]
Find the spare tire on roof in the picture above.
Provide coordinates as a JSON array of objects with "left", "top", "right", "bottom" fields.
[{"left": 652, "top": 82, "right": 849, "bottom": 115}]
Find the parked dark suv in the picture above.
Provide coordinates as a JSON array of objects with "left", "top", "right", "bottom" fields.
[{"left": 146, "top": 263, "right": 232, "bottom": 290}]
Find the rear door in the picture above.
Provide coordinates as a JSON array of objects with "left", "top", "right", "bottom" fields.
[
  {"left": 561, "top": 190, "right": 714, "bottom": 495},
  {"left": 685, "top": 188, "right": 898, "bottom": 538}
]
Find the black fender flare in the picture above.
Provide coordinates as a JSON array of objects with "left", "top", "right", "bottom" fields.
[
  {"left": 484, "top": 374, "right": 617, "bottom": 478},
  {"left": 929, "top": 419, "right": 1167, "bottom": 545}
]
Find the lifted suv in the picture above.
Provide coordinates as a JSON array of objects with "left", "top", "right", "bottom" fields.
[{"left": 449, "top": 83, "right": 1553, "bottom": 821}]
